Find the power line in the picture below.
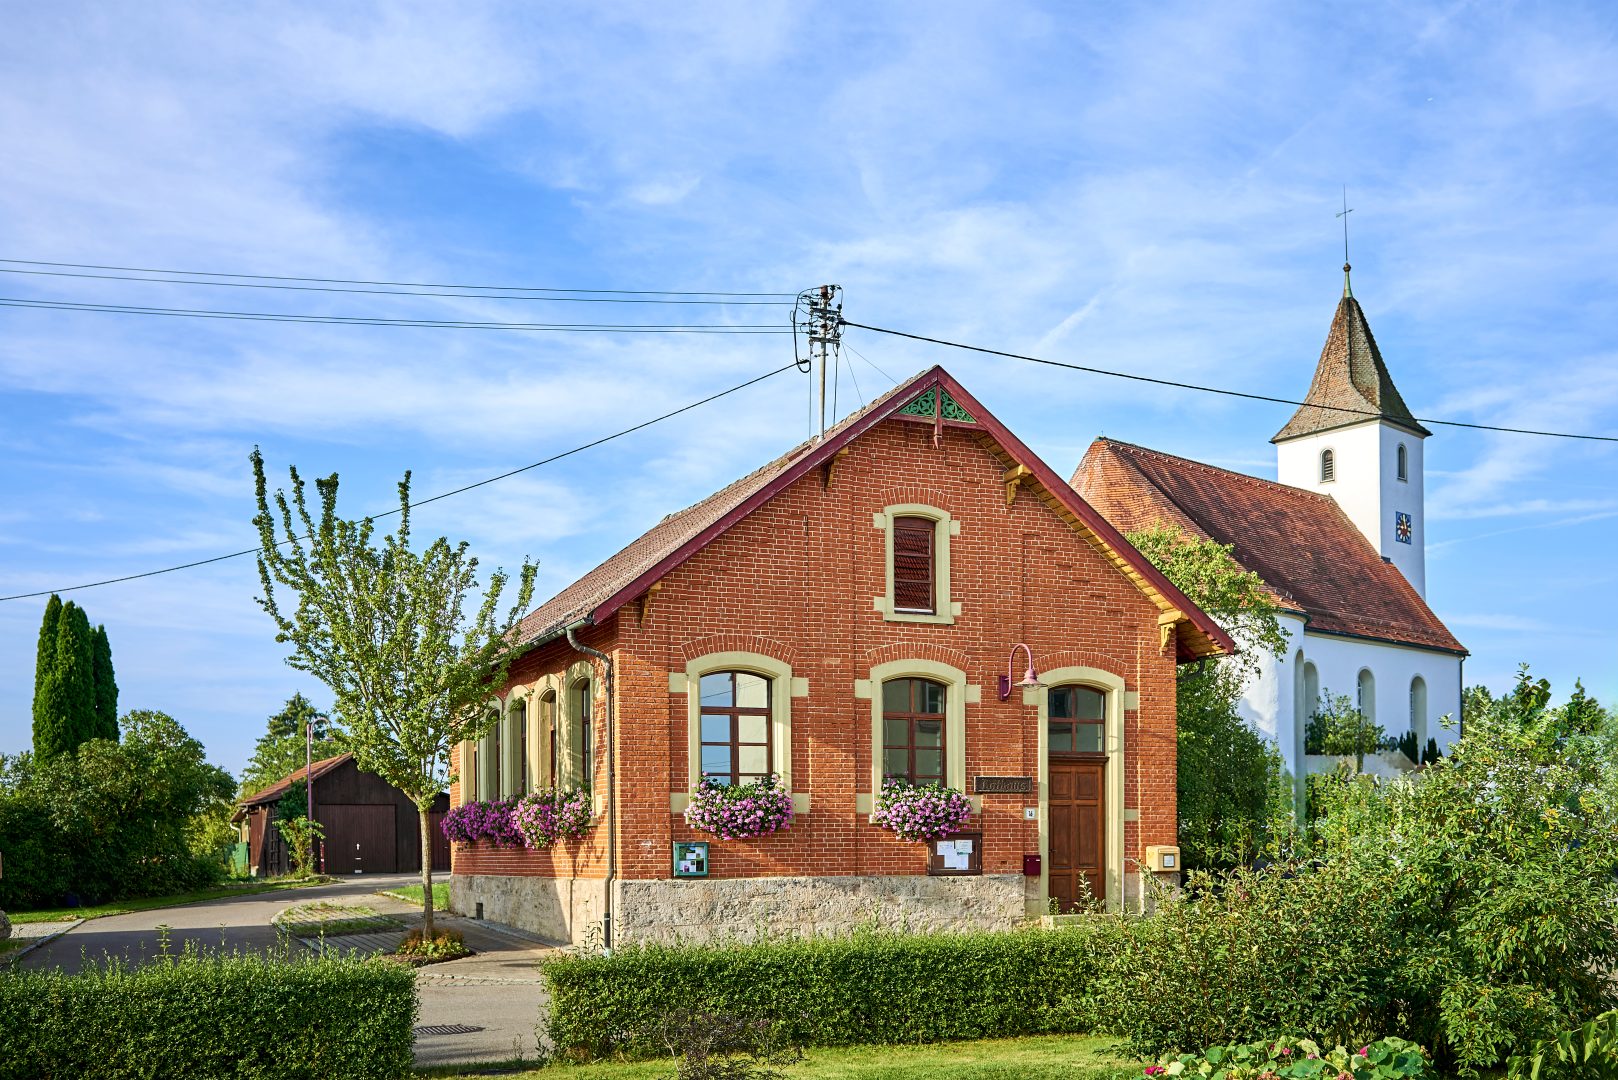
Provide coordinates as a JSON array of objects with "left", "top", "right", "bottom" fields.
[
  {"left": 0, "top": 266, "right": 791, "bottom": 306},
  {"left": 0, "top": 257, "right": 796, "bottom": 297},
  {"left": 0, "top": 362, "right": 800, "bottom": 603},
  {"left": 0, "top": 297, "right": 791, "bottom": 333},
  {"left": 843, "top": 320, "right": 1618, "bottom": 444}
]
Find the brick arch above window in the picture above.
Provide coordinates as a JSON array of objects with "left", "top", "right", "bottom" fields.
[
  {"left": 678, "top": 633, "right": 800, "bottom": 668},
  {"left": 860, "top": 640, "right": 972, "bottom": 674}
]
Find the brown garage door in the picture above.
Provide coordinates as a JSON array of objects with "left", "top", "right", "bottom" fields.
[{"left": 320, "top": 804, "right": 397, "bottom": 874}]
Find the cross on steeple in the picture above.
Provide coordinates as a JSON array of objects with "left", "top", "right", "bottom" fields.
[{"left": 1336, "top": 186, "right": 1354, "bottom": 297}]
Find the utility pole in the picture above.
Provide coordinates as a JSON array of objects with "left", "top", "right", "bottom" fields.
[{"left": 794, "top": 285, "right": 843, "bottom": 440}]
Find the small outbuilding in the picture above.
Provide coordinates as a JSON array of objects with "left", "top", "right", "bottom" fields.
[{"left": 235, "top": 753, "right": 450, "bottom": 876}]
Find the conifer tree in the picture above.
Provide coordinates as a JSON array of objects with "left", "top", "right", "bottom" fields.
[
  {"left": 34, "top": 594, "right": 62, "bottom": 699},
  {"left": 91, "top": 624, "right": 119, "bottom": 742},
  {"left": 34, "top": 601, "right": 98, "bottom": 758}
]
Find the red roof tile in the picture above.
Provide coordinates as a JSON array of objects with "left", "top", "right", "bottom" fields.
[
  {"left": 237, "top": 752, "right": 352, "bottom": 810},
  {"left": 1072, "top": 438, "right": 1465, "bottom": 655},
  {"left": 517, "top": 366, "right": 1235, "bottom": 660}
]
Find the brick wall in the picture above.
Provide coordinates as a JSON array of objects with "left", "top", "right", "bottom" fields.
[{"left": 451, "top": 416, "right": 1179, "bottom": 888}]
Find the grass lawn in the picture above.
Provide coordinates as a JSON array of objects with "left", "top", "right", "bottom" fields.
[
  {"left": 379, "top": 882, "right": 450, "bottom": 910},
  {"left": 275, "top": 900, "right": 403, "bottom": 938},
  {"left": 7, "top": 876, "right": 328, "bottom": 925},
  {"left": 416, "top": 1036, "right": 1146, "bottom": 1079},
  {"left": 0, "top": 939, "right": 28, "bottom": 958}
]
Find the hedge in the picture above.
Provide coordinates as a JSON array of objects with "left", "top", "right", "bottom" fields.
[
  {"left": 0, "top": 946, "right": 417, "bottom": 1080},
  {"left": 542, "top": 927, "right": 1106, "bottom": 1056}
]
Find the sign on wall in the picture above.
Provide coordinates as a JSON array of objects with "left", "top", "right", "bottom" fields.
[
  {"left": 973, "top": 775, "right": 1033, "bottom": 794},
  {"left": 672, "top": 841, "right": 709, "bottom": 878}
]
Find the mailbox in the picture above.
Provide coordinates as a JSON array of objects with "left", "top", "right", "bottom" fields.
[
  {"left": 1144, "top": 845, "right": 1180, "bottom": 872},
  {"left": 1022, "top": 853, "right": 1041, "bottom": 877}
]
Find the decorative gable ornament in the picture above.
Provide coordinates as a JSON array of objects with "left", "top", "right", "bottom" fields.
[{"left": 898, "top": 387, "right": 977, "bottom": 424}]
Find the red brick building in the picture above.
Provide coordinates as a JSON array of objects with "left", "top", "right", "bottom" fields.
[{"left": 448, "top": 366, "right": 1230, "bottom": 945}]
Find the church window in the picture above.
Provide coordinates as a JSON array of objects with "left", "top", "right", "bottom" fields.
[
  {"left": 1357, "top": 669, "right": 1376, "bottom": 723},
  {"left": 1409, "top": 676, "right": 1428, "bottom": 759},
  {"left": 1320, "top": 449, "right": 1335, "bottom": 483},
  {"left": 1397, "top": 443, "right": 1408, "bottom": 482}
]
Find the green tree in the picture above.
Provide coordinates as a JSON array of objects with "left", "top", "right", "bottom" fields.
[
  {"left": 251, "top": 449, "right": 536, "bottom": 935},
  {"left": 33, "top": 594, "right": 61, "bottom": 706},
  {"left": 239, "top": 693, "right": 348, "bottom": 797},
  {"left": 90, "top": 624, "right": 118, "bottom": 742},
  {"left": 1126, "top": 525, "right": 1292, "bottom": 869},
  {"left": 33, "top": 601, "right": 97, "bottom": 759}
]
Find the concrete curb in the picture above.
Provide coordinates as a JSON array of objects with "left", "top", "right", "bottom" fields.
[{"left": 0, "top": 919, "right": 84, "bottom": 968}]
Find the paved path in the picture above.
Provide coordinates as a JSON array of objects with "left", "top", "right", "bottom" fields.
[{"left": 11, "top": 875, "right": 557, "bottom": 1067}]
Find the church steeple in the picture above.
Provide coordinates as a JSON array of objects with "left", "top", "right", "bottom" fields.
[
  {"left": 1271, "top": 292, "right": 1430, "bottom": 444},
  {"left": 1273, "top": 282, "right": 1430, "bottom": 598}
]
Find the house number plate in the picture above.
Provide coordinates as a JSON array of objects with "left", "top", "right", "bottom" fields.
[{"left": 973, "top": 775, "right": 1033, "bottom": 794}]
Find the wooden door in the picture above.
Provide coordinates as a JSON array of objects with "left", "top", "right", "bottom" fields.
[
  {"left": 321, "top": 804, "right": 397, "bottom": 874},
  {"left": 1049, "top": 759, "right": 1105, "bottom": 912}
]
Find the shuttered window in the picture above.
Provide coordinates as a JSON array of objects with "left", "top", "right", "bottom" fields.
[{"left": 892, "top": 516, "right": 936, "bottom": 613}]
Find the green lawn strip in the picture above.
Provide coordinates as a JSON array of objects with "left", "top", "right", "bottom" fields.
[
  {"left": 414, "top": 1036, "right": 1145, "bottom": 1080},
  {"left": 377, "top": 882, "right": 450, "bottom": 910},
  {"left": 0, "top": 940, "right": 28, "bottom": 957},
  {"left": 275, "top": 900, "right": 405, "bottom": 938},
  {"left": 8, "top": 877, "right": 329, "bottom": 924}
]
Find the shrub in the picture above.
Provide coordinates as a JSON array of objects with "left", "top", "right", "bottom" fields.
[
  {"left": 684, "top": 775, "right": 794, "bottom": 840},
  {"left": 543, "top": 926, "right": 1106, "bottom": 1058},
  {"left": 439, "top": 798, "right": 522, "bottom": 846},
  {"left": 1304, "top": 691, "right": 1386, "bottom": 765},
  {"left": 0, "top": 943, "right": 416, "bottom": 1079},
  {"left": 870, "top": 777, "right": 972, "bottom": 842},
  {"left": 1149, "top": 1036, "right": 1435, "bottom": 1079},
  {"left": 513, "top": 787, "right": 593, "bottom": 847},
  {"left": 1508, "top": 1010, "right": 1618, "bottom": 1079},
  {"left": 398, "top": 927, "right": 469, "bottom": 961}
]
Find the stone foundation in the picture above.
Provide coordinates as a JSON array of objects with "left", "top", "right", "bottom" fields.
[
  {"left": 449, "top": 873, "right": 607, "bottom": 945},
  {"left": 613, "top": 873, "right": 1026, "bottom": 945},
  {"left": 452, "top": 872, "right": 1025, "bottom": 945}
]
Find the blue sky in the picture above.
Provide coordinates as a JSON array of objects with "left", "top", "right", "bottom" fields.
[{"left": 2, "top": 2, "right": 1614, "bottom": 776}]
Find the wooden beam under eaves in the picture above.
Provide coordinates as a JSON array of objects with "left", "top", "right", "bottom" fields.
[{"left": 638, "top": 581, "right": 663, "bottom": 625}]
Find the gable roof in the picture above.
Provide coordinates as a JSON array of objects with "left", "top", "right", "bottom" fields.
[
  {"left": 236, "top": 752, "right": 352, "bottom": 814},
  {"left": 1072, "top": 438, "right": 1465, "bottom": 655},
  {"left": 518, "top": 366, "right": 1234, "bottom": 661},
  {"left": 1272, "top": 294, "right": 1431, "bottom": 442}
]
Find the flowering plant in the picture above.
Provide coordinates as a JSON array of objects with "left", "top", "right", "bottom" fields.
[
  {"left": 684, "top": 774, "right": 795, "bottom": 840},
  {"left": 514, "top": 787, "right": 594, "bottom": 848},
  {"left": 1148, "top": 1036, "right": 1433, "bottom": 1079},
  {"left": 440, "top": 798, "right": 524, "bottom": 847},
  {"left": 871, "top": 777, "right": 973, "bottom": 842}
]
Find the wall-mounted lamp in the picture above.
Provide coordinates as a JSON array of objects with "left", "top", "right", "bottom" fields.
[{"left": 998, "top": 643, "right": 1044, "bottom": 701}]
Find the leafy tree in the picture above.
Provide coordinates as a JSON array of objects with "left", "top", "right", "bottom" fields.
[
  {"left": 0, "top": 711, "right": 235, "bottom": 908},
  {"left": 1303, "top": 689, "right": 1387, "bottom": 768},
  {"left": 275, "top": 816, "right": 325, "bottom": 878},
  {"left": 239, "top": 693, "right": 348, "bottom": 797},
  {"left": 90, "top": 624, "right": 118, "bottom": 742},
  {"left": 1126, "top": 525, "right": 1292, "bottom": 868},
  {"left": 33, "top": 594, "right": 61, "bottom": 706},
  {"left": 33, "top": 601, "right": 97, "bottom": 759},
  {"left": 251, "top": 449, "right": 536, "bottom": 935}
]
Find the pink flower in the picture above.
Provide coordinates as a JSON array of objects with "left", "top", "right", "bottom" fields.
[{"left": 1358, "top": 1046, "right": 1370, "bottom": 1057}]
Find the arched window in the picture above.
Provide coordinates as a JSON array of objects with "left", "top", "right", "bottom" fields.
[
  {"left": 571, "top": 678, "right": 593, "bottom": 790},
  {"left": 539, "top": 690, "right": 557, "bottom": 789},
  {"left": 506, "top": 697, "right": 527, "bottom": 796},
  {"left": 881, "top": 677, "right": 947, "bottom": 785},
  {"left": 697, "top": 671, "right": 772, "bottom": 785},
  {"left": 1357, "top": 669, "right": 1376, "bottom": 722},
  {"left": 1409, "top": 676, "right": 1428, "bottom": 758},
  {"left": 1302, "top": 662, "right": 1320, "bottom": 721},
  {"left": 1048, "top": 684, "right": 1106, "bottom": 753},
  {"left": 482, "top": 707, "right": 501, "bottom": 800},
  {"left": 1320, "top": 448, "right": 1336, "bottom": 483},
  {"left": 1396, "top": 443, "right": 1408, "bottom": 482}
]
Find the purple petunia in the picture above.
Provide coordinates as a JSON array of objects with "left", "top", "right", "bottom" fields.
[
  {"left": 871, "top": 777, "right": 972, "bottom": 842},
  {"left": 684, "top": 774, "right": 794, "bottom": 840}
]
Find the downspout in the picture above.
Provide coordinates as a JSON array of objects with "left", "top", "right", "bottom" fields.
[{"left": 566, "top": 625, "right": 615, "bottom": 953}]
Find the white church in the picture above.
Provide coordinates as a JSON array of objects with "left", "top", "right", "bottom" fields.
[{"left": 1072, "top": 267, "right": 1466, "bottom": 794}]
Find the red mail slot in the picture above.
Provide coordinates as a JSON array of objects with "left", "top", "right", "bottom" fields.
[{"left": 1022, "top": 853, "right": 1041, "bottom": 877}]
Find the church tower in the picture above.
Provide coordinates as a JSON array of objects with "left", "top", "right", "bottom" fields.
[{"left": 1273, "top": 268, "right": 1431, "bottom": 596}]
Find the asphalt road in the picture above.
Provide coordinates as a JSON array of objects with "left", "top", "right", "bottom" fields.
[{"left": 13, "top": 873, "right": 553, "bottom": 1067}]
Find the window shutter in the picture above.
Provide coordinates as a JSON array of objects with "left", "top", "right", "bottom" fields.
[{"left": 893, "top": 517, "right": 935, "bottom": 613}]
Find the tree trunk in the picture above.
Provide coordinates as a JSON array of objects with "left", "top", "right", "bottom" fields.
[{"left": 419, "top": 805, "right": 435, "bottom": 939}]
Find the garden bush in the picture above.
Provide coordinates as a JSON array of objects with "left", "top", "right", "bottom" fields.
[
  {"left": 0, "top": 943, "right": 416, "bottom": 1079},
  {"left": 1148, "top": 1036, "right": 1435, "bottom": 1079},
  {"left": 543, "top": 926, "right": 1107, "bottom": 1057}
]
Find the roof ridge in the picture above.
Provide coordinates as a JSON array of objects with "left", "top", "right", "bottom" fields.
[{"left": 1096, "top": 437, "right": 1338, "bottom": 504}]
